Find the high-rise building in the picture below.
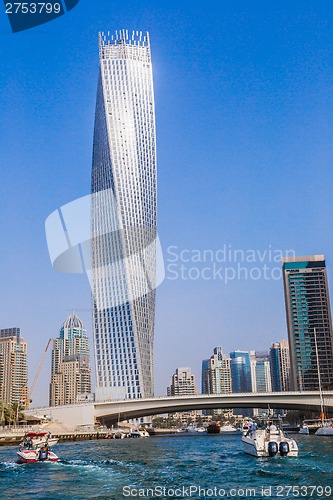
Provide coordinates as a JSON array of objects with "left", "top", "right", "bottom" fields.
[
  {"left": 230, "top": 350, "right": 253, "bottom": 416},
  {"left": 253, "top": 351, "right": 272, "bottom": 393},
  {"left": 0, "top": 328, "right": 28, "bottom": 406},
  {"left": 282, "top": 255, "right": 333, "bottom": 391},
  {"left": 0, "top": 328, "right": 20, "bottom": 342},
  {"left": 202, "top": 347, "right": 232, "bottom": 395},
  {"left": 50, "top": 313, "right": 92, "bottom": 406},
  {"left": 269, "top": 339, "right": 290, "bottom": 392},
  {"left": 202, "top": 347, "right": 232, "bottom": 417},
  {"left": 230, "top": 351, "right": 252, "bottom": 393},
  {"left": 167, "top": 367, "right": 196, "bottom": 396},
  {"left": 91, "top": 29, "right": 157, "bottom": 401}
]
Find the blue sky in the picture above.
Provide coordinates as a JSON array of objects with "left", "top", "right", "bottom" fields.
[{"left": 1, "top": 0, "right": 333, "bottom": 406}]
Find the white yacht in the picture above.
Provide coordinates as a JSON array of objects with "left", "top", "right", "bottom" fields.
[
  {"left": 220, "top": 424, "right": 242, "bottom": 435},
  {"left": 315, "top": 423, "right": 333, "bottom": 436},
  {"left": 242, "top": 421, "right": 298, "bottom": 457},
  {"left": 177, "top": 425, "right": 200, "bottom": 434},
  {"left": 128, "top": 428, "right": 150, "bottom": 438}
]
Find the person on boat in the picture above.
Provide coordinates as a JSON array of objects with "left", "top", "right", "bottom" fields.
[
  {"left": 38, "top": 445, "right": 49, "bottom": 461},
  {"left": 250, "top": 421, "right": 257, "bottom": 432},
  {"left": 22, "top": 435, "right": 33, "bottom": 449},
  {"left": 268, "top": 422, "right": 277, "bottom": 432}
]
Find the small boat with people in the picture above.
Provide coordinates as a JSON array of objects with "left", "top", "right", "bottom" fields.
[
  {"left": 16, "top": 432, "right": 59, "bottom": 464},
  {"left": 242, "top": 418, "right": 298, "bottom": 458}
]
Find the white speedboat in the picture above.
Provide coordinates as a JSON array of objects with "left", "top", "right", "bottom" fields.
[
  {"left": 242, "top": 422, "right": 298, "bottom": 457},
  {"left": 112, "top": 430, "right": 126, "bottom": 439},
  {"left": 177, "top": 425, "right": 199, "bottom": 434},
  {"left": 299, "top": 423, "right": 309, "bottom": 435},
  {"left": 241, "top": 419, "right": 252, "bottom": 435},
  {"left": 128, "top": 428, "right": 149, "bottom": 438},
  {"left": 17, "top": 432, "right": 59, "bottom": 464},
  {"left": 220, "top": 425, "right": 242, "bottom": 435}
]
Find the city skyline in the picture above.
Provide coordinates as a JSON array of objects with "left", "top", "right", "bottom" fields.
[
  {"left": 5, "top": 248, "right": 333, "bottom": 406},
  {"left": 2, "top": 2, "right": 333, "bottom": 406}
]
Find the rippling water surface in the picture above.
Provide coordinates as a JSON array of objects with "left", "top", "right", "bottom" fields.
[{"left": 0, "top": 434, "right": 333, "bottom": 499}]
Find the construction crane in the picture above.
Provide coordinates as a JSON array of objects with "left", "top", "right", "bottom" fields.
[{"left": 28, "top": 337, "right": 52, "bottom": 405}]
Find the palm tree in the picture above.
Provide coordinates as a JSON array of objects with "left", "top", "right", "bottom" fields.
[
  {"left": 11, "top": 401, "right": 25, "bottom": 425},
  {"left": 0, "top": 401, "right": 15, "bottom": 425}
]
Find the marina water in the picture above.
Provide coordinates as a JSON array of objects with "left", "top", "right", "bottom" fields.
[{"left": 0, "top": 434, "right": 333, "bottom": 499}]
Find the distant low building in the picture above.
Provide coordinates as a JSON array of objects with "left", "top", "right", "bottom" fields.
[{"left": 50, "top": 313, "right": 93, "bottom": 406}]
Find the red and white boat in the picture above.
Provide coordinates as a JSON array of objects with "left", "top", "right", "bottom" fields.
[{"left": 16, "top": 432, "right": 59, "bottom": 464}]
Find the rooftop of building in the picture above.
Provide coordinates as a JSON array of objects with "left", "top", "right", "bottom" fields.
[
  {"left": 62, "top": 312, "right": 84, "bottom": 330},
  {"left": 282, "top": 254, "right": 325, "bottom": 263}
]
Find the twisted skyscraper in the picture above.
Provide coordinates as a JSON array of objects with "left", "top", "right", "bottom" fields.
[{"left": 91, "top": 30, "right": 157, "bottom": 401}]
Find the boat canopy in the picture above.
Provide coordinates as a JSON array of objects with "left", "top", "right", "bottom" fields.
[{"left": 25, "top": 432, "right": 48, "bottom": 437}]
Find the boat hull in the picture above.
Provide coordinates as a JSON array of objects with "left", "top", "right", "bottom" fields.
[
  {"left": 242, "top": 430, "right": 298, "bottom": 458},
  {"left": 220, "top": 426, "right": 242, "bottom": 435},
  {"left": 17, "top": 450, "right": 59, "bottom": 464},
  {"left": 315, "top": 427, "right": 333, "bottom": 436}
]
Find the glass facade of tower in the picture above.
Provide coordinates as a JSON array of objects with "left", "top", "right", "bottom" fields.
[
  {"left": 91, "top": 30, "right": 157, "bottom": 401},
  {"left": 283, "top": 255, "right": 333, "bottom": 391},
  {"left": 230, "top": 350, "right": 253, "bottom": 417},
  {"left": 254, "top": 352, "right": 271, "bottom": 393},
  {"left": 230, "top": 351, "right": 252, "bottom": 393},
  {"left": 269, "top": 340, "right": 290, "bottom": 392}
]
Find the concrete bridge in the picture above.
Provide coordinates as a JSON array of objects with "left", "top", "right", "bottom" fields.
[{"left": 26, "top": 391, "right": 333, "bottom": 428}]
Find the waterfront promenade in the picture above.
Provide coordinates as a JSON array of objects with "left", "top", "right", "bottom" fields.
[{"left": 0, "top": 423, "right": 177, "bottom": 446}]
